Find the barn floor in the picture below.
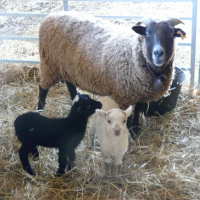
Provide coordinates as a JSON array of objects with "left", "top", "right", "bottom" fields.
[{"left": 0, "top": 1, "right": 200, "bottom": 199}]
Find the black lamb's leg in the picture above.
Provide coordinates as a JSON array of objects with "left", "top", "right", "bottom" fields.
[
  {"left": 19, "top": 145, "right": 34, "bottom": 175},
  {"left": 127, "top": 102, "right": 142, "bottom": 140},
  {"left": 30, "top": 147, "right": 39, "bottom": 159},
  {"left": 57, "top": 148, "right": 68, "bottom": 176},
  {"left": 38, "top": 85, "right": 49, "bottom": 110},
  {"left": 67, "top": 148, "right": 75, "bottom": 171},
  {"left": 66, "top": 81, "right": 77, "bottom": 100}
]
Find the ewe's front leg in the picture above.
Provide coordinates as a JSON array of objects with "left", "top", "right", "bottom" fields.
[
  {"left": 19, "top": 145, "right": 34, "bottom": 175},
  {"left": 38, "top": 85, "right": 49, "bottom": 110}
]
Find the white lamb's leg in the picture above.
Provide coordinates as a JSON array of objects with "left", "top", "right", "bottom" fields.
[
  {"left": 114, "top": 155, "right": 123, "bottom": 176},
  {"left": 103, "top": 155, "right": 111, "bottom": 176}
]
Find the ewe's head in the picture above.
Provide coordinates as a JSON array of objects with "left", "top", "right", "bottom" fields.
[
  {"left": 132, "top": 18, "right": 186, "bottom": 68},
  {"left": 96, "top": 106, "right": 133, "bottom": 137},
  {"left": 72, "top": 94, "right": 102, "bottom": 117}
]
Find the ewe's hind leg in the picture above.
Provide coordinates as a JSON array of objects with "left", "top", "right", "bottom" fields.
[
  {"left": 19, "top": 145, "right": 35, "bottom": 175},
  {"left": 38, "top": 85, "right": 49, "bottom": 110},
  {"left": 30, "top": 147, "right": 39, "bottom": 159},
  {"left": 66, "top": 81, "right": 77, "bottom": 100}
]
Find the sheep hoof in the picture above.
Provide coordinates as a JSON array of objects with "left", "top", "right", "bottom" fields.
[
  {"left": 104, "top": 162, "right": 111, "bottom": 176},
  {"left": 56, "top": 169, "right": 65, "bottom": 177},
  {"left": 115, "top": 164, "right": 122, "bottom": 176},
  {"left": 25, "top": 169, "right": 34, "bottom": 176},
  {"left": 114, "top": 176, "right": 124, "bottom": 187},
  {"left": 56, "top": 172, "right": 64, "bottom": 177}
]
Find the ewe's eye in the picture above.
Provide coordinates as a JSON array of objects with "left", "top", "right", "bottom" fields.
[
  {"left": 108, "top": 120, "right": 111, "bottom": 124},
  {"left": 123, "top": 120, "right": 126, "bottom": 123}
]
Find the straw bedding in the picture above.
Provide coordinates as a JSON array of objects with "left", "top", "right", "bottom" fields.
[{"left": 0, "top": 1, "right": 200, "bottom": 199}]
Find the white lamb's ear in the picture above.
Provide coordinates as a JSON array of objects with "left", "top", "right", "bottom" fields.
[
  {"left": 124, "top": 105, "right": 133, "bottom": 117},
  {"left": 72, "top": 95, "right": 79, "bottom": 105},
  {"left": 95, "top": 109, "right": 107, "bottom": 118}
]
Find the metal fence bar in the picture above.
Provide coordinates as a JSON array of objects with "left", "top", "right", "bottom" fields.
[
  {"left": 190, "top": 0, "right": 198, "bottom": 88},
  {"left": 0, "top": 12, "right": 192, "bottom": 20},
  {"left": 63, "top": 0, "right": 69, "bottom": 11},
  {"left": 44, "top": 0, "right": 193, "bottom": 2},
  {"left": 0, "top": 59, "right": 40, "bottom": 64},
  {"left": 0, "top": 12, "right": 47, "bottom": 17},
  {"left": 0, "top": 36, "right": 38, "bottom": 41},
  {"left": 199, "top": 55, "right": 200, "bottom": 90},
  {"left": 191, "top": 0, "right": 198, "bottom": 88}
]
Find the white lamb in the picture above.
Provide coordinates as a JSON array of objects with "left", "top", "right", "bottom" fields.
[{"left": 89, "top": 97, "right": 133, "bottom": 176}]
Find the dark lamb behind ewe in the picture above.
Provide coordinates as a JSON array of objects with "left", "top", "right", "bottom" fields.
[{"left": 14, "top": 94, "right": 102, "bottom": 176}]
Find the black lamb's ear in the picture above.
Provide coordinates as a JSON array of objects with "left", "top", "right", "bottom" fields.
[
  {"left": 132, "top": 26, "right": 146, "bottom": 35},
  {"left": 174, "top": 28, "right": 186, "bottom": 39}
]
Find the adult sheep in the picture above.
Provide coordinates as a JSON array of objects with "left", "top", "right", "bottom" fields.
[{"left": 37, "top": 11, "right": 186, "bottom": 139}]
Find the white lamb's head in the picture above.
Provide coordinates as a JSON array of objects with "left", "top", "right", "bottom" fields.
[{"left": 96, "top": 106, "right": 133, "bottom": 136}]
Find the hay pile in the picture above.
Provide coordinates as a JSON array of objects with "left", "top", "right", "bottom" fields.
[{"left": 0, "top": 1, "right": 200, "bottom": 199}]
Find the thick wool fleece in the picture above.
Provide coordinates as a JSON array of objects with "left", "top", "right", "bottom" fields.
[{"left": 39, "top": 11, "right": 174, "bottom": 109}]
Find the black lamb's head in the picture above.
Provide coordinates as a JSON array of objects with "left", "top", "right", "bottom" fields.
[{"left": 72, "top": 94, "right": 102, "bottom": 117}]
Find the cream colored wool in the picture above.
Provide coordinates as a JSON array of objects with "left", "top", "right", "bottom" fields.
[
  {"left": 97, "top": 96, "right": 119, "bottom": 111},
  {"left": 39, "top": 11, "right": 174, "bottom": 109},
  {"left": 89, "top": 97, "right": 131, "bottom": 169}
]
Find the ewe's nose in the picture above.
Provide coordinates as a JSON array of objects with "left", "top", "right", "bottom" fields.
[
  {"left": 153, "top": 48, "right": 164, "bottom": 59},
  {"left": 114, "top": 130, "right": 120, "bottom": 136}
]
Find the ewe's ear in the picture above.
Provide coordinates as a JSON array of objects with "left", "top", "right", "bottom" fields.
[
  {"left": 132, "top": 26, "right": 146, "bottom": 35},
  {"left": 95, "top": 109, "right": 107, "bottom": 118},
  {"left": 124, "top": 105, "right": 133, "bottom": 117},
  {"left": 174, "top": 28, "right": 186, "bottom": 40}
]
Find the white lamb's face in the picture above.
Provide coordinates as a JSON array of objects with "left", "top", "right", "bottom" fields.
[
  {"left": 95, "top": 106, "right": 132, "bottom": 137},
  {"left": 106, "top": 110, "right": 127, "bottom": 137}
]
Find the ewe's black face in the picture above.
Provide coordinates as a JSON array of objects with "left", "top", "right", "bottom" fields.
[
  {"left": 73, "top": 94, "right": 102, "bottom": 116},
  {"left": 132, "top": 20, "right": 185, "bottom": 68},
  {"left": 144, "top": 21, "right": 175, "bottom": 67}
]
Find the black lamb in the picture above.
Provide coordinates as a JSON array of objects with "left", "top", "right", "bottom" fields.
[{"left": 14, "top": 94, "right": 102, "bottom": 176}]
